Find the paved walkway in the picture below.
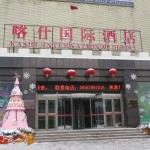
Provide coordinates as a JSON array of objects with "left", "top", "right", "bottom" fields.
[{"left": 0, "top": 138, "right": 150, "bottom": 150}]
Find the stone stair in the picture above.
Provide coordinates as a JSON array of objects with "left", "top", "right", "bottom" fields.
[{"left": 34, "top": 128, "right": 149, "bottom": 143}]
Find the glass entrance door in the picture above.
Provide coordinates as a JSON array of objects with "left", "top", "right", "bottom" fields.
[
  {"left": 91, "top": 97, "right": 104, "bottom": 128},
  {"left": 58, "top": 98, "right": 72, "bottom": 129},
  {"left": 91, "top": 94, "right": 123, "bottom": 128},
  {"left": 103, "top": 94, "right": 124, "bottom": 127},
  {"left": 36, "top": 93, "right": 124, "bottom": 130},
  {"left": 36, "top": 95, "right": 57, "bottom": 130},
  {"left": 73, "top": 98, "right": 91, "bottom": 129}
]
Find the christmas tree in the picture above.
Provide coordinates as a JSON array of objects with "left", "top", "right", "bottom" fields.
[
  {"left": 0, "top": 75, "right": 35, "bottom": 144},
  {"left": 2, "top": 76, "right": 28, "bottom": 130}
]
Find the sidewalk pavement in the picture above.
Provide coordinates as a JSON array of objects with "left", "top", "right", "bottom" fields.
[{"left": 0, "top": 138, "right": 150, "bottom": 150}]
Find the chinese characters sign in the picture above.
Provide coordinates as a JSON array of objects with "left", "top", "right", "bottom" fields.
[
  {"left": 37, "top": 82, "right": 123, "bottom": 93},
  {"left": 4, "top": 24, "right": 142, "bottom": 52}
]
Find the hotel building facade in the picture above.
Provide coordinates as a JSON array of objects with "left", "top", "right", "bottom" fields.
[{"left": 0, "top": 0, "right": 150, "bottom": 130}]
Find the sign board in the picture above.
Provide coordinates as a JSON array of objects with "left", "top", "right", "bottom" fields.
[
  {"left": 128, "top": 99, "right": 138, "bottom": 108},
  {"left": 3, "top": 24, "right": 142, "bottom": 52},
  {"left": 37, "top": 82, "right": 123, "bottom": 93},
  {"left": 64, "top": 0, "right": 134, "bottom": 7},
  {"left": 137, "top": 82, "right": 150, "bottom": 123}
]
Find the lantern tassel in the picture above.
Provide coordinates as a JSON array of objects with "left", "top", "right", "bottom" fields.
[
  {"left": 112, "top": 74, "right": 115, "bottom": 78},
  {"left": 70, "top": 75, "right": 73, "bottom": 79},
  {"left": 89, "top": 74, "right": 93, "bottom": 78},
  {"left": 45, "top": 74, "right": 49, "bottom": 78}
]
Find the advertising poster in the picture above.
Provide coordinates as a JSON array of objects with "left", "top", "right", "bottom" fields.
[
  {"left": 0, "top": 82, "right": 13, "bottom": 126},
  {"left": 137, "top": 82, "right": 150, "bottom": 123}
]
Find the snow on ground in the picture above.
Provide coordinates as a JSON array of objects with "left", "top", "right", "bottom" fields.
[{"left": 0, "top": 138, "right": 150, "bottom": 150}]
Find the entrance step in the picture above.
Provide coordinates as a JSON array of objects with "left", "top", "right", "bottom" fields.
[{"left": 34, "top": 128, "right": 149, "bottom": 143}]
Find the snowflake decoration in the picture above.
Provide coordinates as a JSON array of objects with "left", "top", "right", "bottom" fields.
[
  {"left": 23, "top": 72, "right": 30, "bottom": 79},
  {"left": 29, "top": 83, "right": 36, "bottom": 90},
  {"left": 134, "top": 90, "right": 138, "bottom": 94},
  {"left": 23, "top": 90, "right": 28, "bottom": 95},
  {"left": 131, "top": 73, "right": 137, "bottom": 80},
  {"left": 21, "top": 114, "right": 27, "bottom": 121},
  {"left": 28, "top": 83, "right": 36, "bottom": 93},
  {"left": 125, "top": 84, "right": 131, "bottom": 90},
  {"left": 12, "top": 119, "right": 17, "bottom": 126}
]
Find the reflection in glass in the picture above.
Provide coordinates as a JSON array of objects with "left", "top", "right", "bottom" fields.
[
  {"left": 83, "top": 100, "right": 91, "bottom": 128},
  {"left": 114, "top": 99, "right": 121, "bottom": 111},
  {"left": 38, "top": 100, "right": 45, "bottom": 113},
  {"left": 38, "top": 116, "right": 45, "bottom": 129},
  {"left": 105, "top": 99, "right": 112, "bottom": 112},
  {"left": 48, "top": 116, "right": 55, "bottom": 128},
  {"left": 58, "top": 99, "right": 72, "bottom": 129},
  {"left": 48, "top": 100, "right": 55, "bottom": 113},
  {"left": 91, "top": 99, "right": 104, "bottom": 128},
  {"left": 106, "top": 115, "right": 113, "bottom": 126},
  {"left": 115, "top": 115, "right": 122, "bottom": 127}
]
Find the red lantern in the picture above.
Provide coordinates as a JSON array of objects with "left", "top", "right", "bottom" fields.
[
  {"left": 67, "top": 69, "right": 76, "bottom": 78},
  {"left": 43, "top": 68, "right": 52, "bottom": 78},
  {"left": 86, "top": 68, "right": 96, "bottom": 78},
  {"left": 70, "top": 5, "right": 78, "bottom": 10},
  {"left": 109, "top": 68, "right": 117, "bottom": 78}
]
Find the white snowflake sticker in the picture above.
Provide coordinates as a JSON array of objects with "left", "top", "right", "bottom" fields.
[
  {"left": 125, "top": 84, "right": 131, "bottom": 90},
  {"left": 29, "top": 83, "right": 36, "bottom": 90},
  {"left": 134, "top": 90, "right": 138, "bottom": 94},
  {"left": 131, "top": 73, "right": 137, "bottom": 80},
  {"left": 29, "top": 83, "right": 36, "bottom": 93},
  {"left": 23, "top": 72, "right": 30, "bottom": 79},
  {"left": 23, "top": 90, "right": 28, "bottom": 95}
]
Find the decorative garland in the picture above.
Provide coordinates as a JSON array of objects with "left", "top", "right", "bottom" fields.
[{"left": 0, "top": 127, "right": 35, "bottom": 145}]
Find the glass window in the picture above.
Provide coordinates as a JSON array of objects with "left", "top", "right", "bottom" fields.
[
  {"left": 115, "top": 115, "right": 122, "bottom": 127},
  {"left": 106, "top": 115, "right": 113, "bottom": 126},
  {"left": 105, "top": 99, "right": 112, "bottom": 112},
  {"left": 58, "top": 99, "right": 72, "bottom": 128},
  {"left": 91, "top": 99, "right": 104, "bottom": 128},
  {"left": 38, "top": 116, "right": 45, "bottom": 129},
  {"left": 38, "top": 100, "right": 45, "bottom": 113},
  {"left": 114, "top": 99, "right": 121, "bottom": 111},
  {"left": 48, "top": 116, "right": 55, "bottom": 128},
  {"left": 92, "top": 99, "right": 103, "bottom": 114},
  {"left": 48, "top": 100, "right": 55, "bottom": 113}
]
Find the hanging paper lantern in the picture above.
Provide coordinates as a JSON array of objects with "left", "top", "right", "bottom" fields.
[
  {"left": 67, "top": 69, "right": 76, "bottom": 78},
  {"left": 86, "top": 68, "right": 96, "bottom": 78},
  {"left": 43, "top": 68, "right": 52, "bottom": 78},
  {"left": 108, "top": 68, "right": 117, "bottom": 78},
  {"left": 70, "top": 5, "right": 78, "bottom": 10}
]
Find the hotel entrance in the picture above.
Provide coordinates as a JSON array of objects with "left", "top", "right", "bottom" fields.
[
  {"left": 73, "top": 99, "right": 91, "bottom": 129},
  {"left": 36, "top": 93, "right": 124, "bottom": 130}
]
